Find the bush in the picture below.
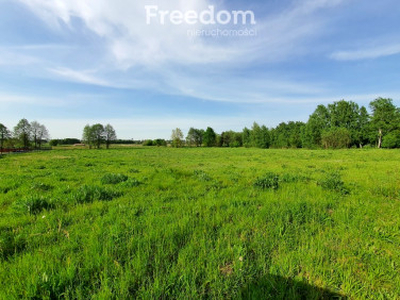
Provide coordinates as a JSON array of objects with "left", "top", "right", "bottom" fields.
[
  {"left": 121, "top": 178, "right": 142, "bottom": 188},
  {"left": 12, "top": 196, "right": 55, "bottom": 215},
  {"left": 0, "top": 230, "right": 26, "bottom": 259},
  {"left": 101, "top": 173, "right": 128, "bottom": 185},
  {"left": 194, "top": 170, "right": 211, "bottom": 181},
  {"left": 280, "top": 173, "right": 307, "bottom": 183},
  {"left": 153, "top": 139, "right": 167, "bottom": 147},
  {"left": 143, "top": 140, "right": 154, "bottom": 146},
  {"left": 321, "top": 127, "right": 351, "bottom": 149},
  {"left": 254, "top": 172, "right": 279, "bottom": 190},
  {"left": 318, "top": 172, "right": 349, "bottom": 194},
  {"left": 73, "top": 185, "right": 122, "bottom": 204},
  {"left": 382, "top": 131, "right": 400, "bottom": 149}
]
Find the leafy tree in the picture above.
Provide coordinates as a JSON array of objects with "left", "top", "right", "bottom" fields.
[
  {"left": 91, "top": 124, "right": 105, "bottom": 149},
  {"left": 13, "top": 118, "right": 32, "bottom": 148},
  {"left": 186, "top": 128, "right": 204, "bottom": 147},
  {"left": 143, "top": 140, "right": 154, "bottom": 146},
  {"left": 369, "top": 98, "right": 400, "bottom": 148},
  {"left": 31, "top": 121, "right": 49, "bottom": 149},
  {"left": 220, "top": 131, "right": 242, "bottom": 147},
  {"left": 104, "top": 124, "right": 117, "bottom": 149},
  {"left": 355, "top": 106, "right": 370, "bottom": 148},
  {"left": 382, "top": 130, "right": 400, "bottom": 149},
  {"left": 251, "top": 122, "right": 269, "bottom": 148},
  {"left": 242, "top": 127, "right": 251, "bottom": 148},
  {"left": 321, "top": 127, "right": 351, "bottom": 149},
  {"left": 302, "top": 105, "right": 330, "bottom": 148},
  {"left": 153, "top": 139, "right": 167, "bottom": 147},
  {"left": 203, "top": 127, "right": 216, "bottom": 147},
  {"left": 171, "top": 128, "right": 184, "bottom": 148},
  {"left": 82, "top": 124, "right": 105, "bottom": 149},
  {"left": 328, "top": 100, "right": 360, "bottom": 146},
  {"left": 260, "top": 125, "right": 271, "bottom": 149},
  {"left": 82, "top": 124, "right": 94, "bottom": 149},
  {"left": 271, "top": 123, "right": 291, "bottom": 148},
  {"left": 0, "top": 123, "right": 11, "bottom": 152}
]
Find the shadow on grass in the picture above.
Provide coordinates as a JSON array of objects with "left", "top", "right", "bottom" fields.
[{"left": 240, "top": 274, "right": 347, "bottom": 300}]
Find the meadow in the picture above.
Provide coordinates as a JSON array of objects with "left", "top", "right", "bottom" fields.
[{"left": 0, "top": 147, "right": 399, "bottom": 299}]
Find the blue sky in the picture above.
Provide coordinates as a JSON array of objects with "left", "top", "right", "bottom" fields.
[{"left": 1, "top": 0, "right": 400, "bottom": 139}]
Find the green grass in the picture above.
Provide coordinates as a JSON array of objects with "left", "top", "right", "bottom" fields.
[{"left": 0, "top": 148, "right": 399, "bottom": 299}]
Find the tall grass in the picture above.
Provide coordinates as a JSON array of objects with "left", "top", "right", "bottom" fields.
[{"left": 0, "top": 148, "right": 399, "bottom": 298}]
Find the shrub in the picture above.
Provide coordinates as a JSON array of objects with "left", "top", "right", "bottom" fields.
[
  {"left": 12, "top": 196, "right": 55, "bottom": 215},
  {"left": 142, "top": 140, "right": 154, "bottom": 146},
  {"left": 280, "top": 173, "right": 307, "bottom": 183},
  {"left": 254, "top": 172, "right": 279, "bottom": 190},
  {"left": 382, "top": 131, "right": 400, "bottom": 149},
  {"left": 73, "top": 185, "right": 122, "bottom": 204},
  {"left": 101, "top": 173, "right": 128, "bottom": 185},
  {"left": 318, "top": 172, "right": 349, "bottom": 194},
  {"left": 0, "top": 230, "right": 26, "bottom": 260},
  {"left": 321, "top": 127, "right": 351, "bottom": 149},
  {"left": 122, "top": 179, "right": 142, "bottom": 188},
  {"left": 194, "top": 170, "right": 211, "bottom": 182}
]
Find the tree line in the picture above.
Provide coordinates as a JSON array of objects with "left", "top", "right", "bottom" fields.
[
  {"left": 2, "top": 97, "right": 399, "bottom": 151},
  {"left": 170, "top": 98, "right": 400, "bottom": 149},
  {"left": 0, "top": 119, "right": 49, "bottom": 152}
]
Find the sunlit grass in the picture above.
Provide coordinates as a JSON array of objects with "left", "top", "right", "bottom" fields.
[{"left": 0, "top": 148, "right": 399, "bottom": 298}]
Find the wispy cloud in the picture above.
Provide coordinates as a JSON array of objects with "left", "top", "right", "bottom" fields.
[
  {"left": 0, "top": 49, "right": 40, "bottom": 66},
  {"left": 49, "top": 68, "right": 113, "bottom": 87},
  {"left": 330, "top": 43, "right": 400, "bottom": 61}
]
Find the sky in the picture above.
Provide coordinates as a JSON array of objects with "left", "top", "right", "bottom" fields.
[{"left": 0, "top": 0, "right": 400, "bottom": 139}]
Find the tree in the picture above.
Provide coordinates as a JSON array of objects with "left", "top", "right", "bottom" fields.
[
  {"left": 321, "top": 127, "right": 351, "bottom": 149},
  {"left": 171, "top": 128, "right": 184, "bottom": 148},
  {"left": 0, "top": 123, "right": 11, "bottom": 153},
  {"left": 302, "top": 105, "right": 330, "bottom": 148},
  {"left": 220, "top": 131, "right": 242, "bottom": 147},
  {"left": 153, "top": 139, "right": 167, "bottom": 147},
  {"left": 91, "top": 124, "right": 105, "bottom": 149},
  {"left": 369, "top": 98, "right": 400, "bottom": 148},
  {"left": 382, "top": 130, "right": 400, "bottom": 149},
  {"left": 251, "top": 122, "right": 269, "bottom": 148},
  {"left": 328, "top": 100, "right": 360, "bottom": 147},
  {"left": 186, "top": 128, "right": 204, "bottom": 147},
  {"left": 203, "top": 127, "right": 216, "bottom": 147},
  {"left": 242, "top": 127, "right": 251, "bottom": 148},
  {"left": 82, "top": 124, "right": 105, "bottom": 149},
  {"left": 31, "top": 121, "right": 49, "bottom": 149},
  {"left": 82, "top": 124, "right": 94, "bottom": 148},
  {"left": 13, "top": 118, "right": 32, "bottom": 148},
  {"left": 355, "top": 106, "right": 370, "bottom": 148},
  {"left": 260, "top": 125, "right": 271, "bottom": 148},
  {"left": 104, "top": 124, "right": 117, "bottom": 149}
]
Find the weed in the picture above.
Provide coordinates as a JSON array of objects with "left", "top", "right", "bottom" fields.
[
  {"left": 194, "top": 170, "right": 211, "bottom": 181},
  {"left": 73, "top": 185, "right": 122, "bottom": 204},
  {"left": 318, "top": 171, "right": 349, "bottom": 194},
  {"left": 254, "top": 172, "right": 280, "bottom": 190},
  {"left": 12, "top": 195, "right": 55, "bottom": 215},
  {"left": 121, "top": 179, "right": 142, "bottom": 188},
  {"left": 101, "top": 173, "right": 128, "bottom": 185},
  {"left": 0, "top": 230, "right": 26, "bottom": 260}
]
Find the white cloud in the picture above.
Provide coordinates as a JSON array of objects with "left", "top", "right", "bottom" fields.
[
  {"left": 330, "top": 43, "right": 400, "bottom": 61},
  {"left": 0, "top": 93, "right": 66, "bottom": 106},
  {"left": 49, "top": 67, "right": 113, "bottom": 87},
  {"left": 13, "top": 0, "right": 348, "bottom": 105},
  {"left": 0, "top": 49, "right": 40, "bottom": 66},
  {"left": 17, "top": 0, "right": 345, "bottom": 67}
]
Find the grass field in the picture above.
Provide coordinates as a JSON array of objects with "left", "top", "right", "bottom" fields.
[{"left": 0, "top": 148, "right": 399, "bottom": 299}]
